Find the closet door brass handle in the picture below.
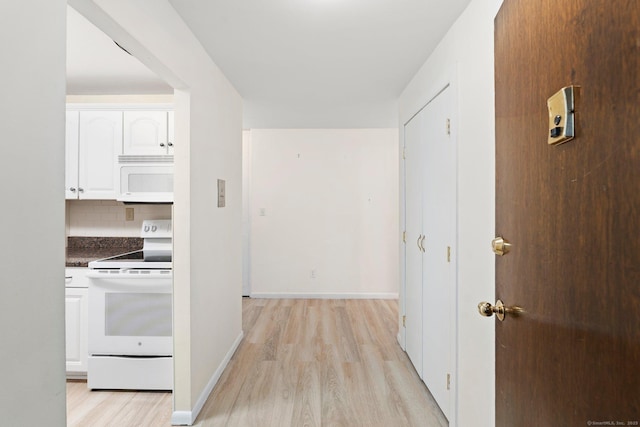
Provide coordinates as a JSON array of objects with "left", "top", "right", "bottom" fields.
[
  {"left": 418, "top": 235, "right": 426, "bottom": 252},
  {"left": 417, "top": 235, "right": 422, "bottom": 252}
]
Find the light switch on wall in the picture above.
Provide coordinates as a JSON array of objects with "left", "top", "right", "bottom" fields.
[
  {"left": 217, "top": 179, "right": 225, "bottom": 207},
  {"left": 125, "top": 207, "right": 134, "bottom": 221}
]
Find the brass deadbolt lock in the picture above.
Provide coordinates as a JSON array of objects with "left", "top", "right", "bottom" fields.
[
  {"left": 547, "top": 86, "right": 579, "bottom": 145},
  {"left": 491, "top": 236, "right": 511, "bottom": 256}
]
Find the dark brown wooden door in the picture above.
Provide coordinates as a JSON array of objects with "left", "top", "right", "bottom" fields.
[{"left": 494, "top": 1, "right": 640, "bottom": 425}]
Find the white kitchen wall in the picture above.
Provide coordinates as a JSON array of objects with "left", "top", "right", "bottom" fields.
[
  {"left": 66, "top": 200, "right": 172, "bottom": 236},
  {"left": 0, "top": 0, "right": 67, "bottom": 425},
  {"left": 398, "top": 0, "right": 503, "bottom": 425},
  {"left": 249, "top": 129, "right": 399, "bottom": 298}
]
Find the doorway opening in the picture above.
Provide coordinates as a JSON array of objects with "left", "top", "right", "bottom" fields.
[{"left": 65, "top": 4, "right": 179, "bottom": 424}]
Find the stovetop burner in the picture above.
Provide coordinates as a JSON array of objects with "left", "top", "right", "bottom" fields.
[
  {"left": 89, "top": 219, "right": 172, "bottom": 270},
  {"left": 103, "top": 250, "right": 144, "bottom": 261},
  {"left": 88, "top": 250, "right": 172, "bottom": 270}
]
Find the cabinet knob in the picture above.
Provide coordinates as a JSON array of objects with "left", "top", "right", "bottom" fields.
[
  {"left": 168, "top": 142, "right": 173, "bottom": 147},
  {"left": 160, "top": 143, "right": 166, "bottom": 147},
  {"left": 69, "top": 187, "right": 77, "bottom": 192},
  {"left": 78, "top": 188, "right": 84, "bottom": 193}
]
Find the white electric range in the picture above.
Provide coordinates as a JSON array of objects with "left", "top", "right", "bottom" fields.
[{"left": 86, "top": 219, "right": 173, "bottom": 391}]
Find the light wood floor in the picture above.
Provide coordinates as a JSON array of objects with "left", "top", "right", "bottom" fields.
[
  {"left": 67, "top": 381, "right": 172, "bottom": 426},
  {"left": 67, "top": 298, "right": 447, "bottom": 427}
]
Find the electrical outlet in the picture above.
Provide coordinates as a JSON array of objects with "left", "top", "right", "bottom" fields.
[
  {"left": 311, "top": 269, "right": 316, "bottom": 279},
  {"left": 125, "top": 207, "right": 134, "bottom": 221}
]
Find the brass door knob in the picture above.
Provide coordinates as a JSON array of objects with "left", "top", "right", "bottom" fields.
[
  {"left": 491, "top": 236, "right": 511, "bottom": 256},
  {"left": 478, "top": 300, "right": 523, "bottom": 321},
  {"left": 478, "top": 300, "right": 506, "bottom": 321}
]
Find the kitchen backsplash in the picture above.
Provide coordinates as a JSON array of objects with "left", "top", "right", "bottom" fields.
[{"left": 66, "top": 200, "right": 172, "bottom": 237}]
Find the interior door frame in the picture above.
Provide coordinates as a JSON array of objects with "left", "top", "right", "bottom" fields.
[
  {"left": 400, "top": 68, "right": 459, "bottom": 424},
  {"left": 242, "top": 130, "right": 252, "bottom": 296},
  {"left": 68, "top": 0, "right": 190, "bottom": 420}
]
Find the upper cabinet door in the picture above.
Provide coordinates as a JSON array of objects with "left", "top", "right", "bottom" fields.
[
  {"left": 167, "top": 111, "right": 175, "bottom": 155},
  {"left": 123, "top": 111, "right": 168, "bottom": 155},
  {"left": 78, "top": 111, "right": 122, "bottom": 199},
  {"left": 65, "top": 111, "right": 80, "bottom": 199}
]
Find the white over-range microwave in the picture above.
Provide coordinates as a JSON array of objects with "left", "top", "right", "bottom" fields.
[{"left": 117, "top": 155, "right": 173, "bottom": 203}]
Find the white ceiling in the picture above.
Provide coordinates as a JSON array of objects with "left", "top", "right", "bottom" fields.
[
  {"left": 66, "top": 7, "right": 172, "bottom": 95},
  {"left": 67, "top": 1, "right": 472, "bottom": 128}
]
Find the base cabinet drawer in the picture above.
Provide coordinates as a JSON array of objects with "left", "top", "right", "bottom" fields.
[
  {"left": 87, "top": 356, "right": 172, "bottom": 390},
  {"left": 65, "top": 267, "right": 90, "bottom": 288}
]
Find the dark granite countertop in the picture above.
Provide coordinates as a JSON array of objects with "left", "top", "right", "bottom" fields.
[{"left": 65, "top": 237, "right": 143, "bottom": 267}]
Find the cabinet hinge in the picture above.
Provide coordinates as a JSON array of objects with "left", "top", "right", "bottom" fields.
[
  {"left": 447, "top": 246, "right": 451, "bottom": 263},
  {"left": 402, "top": 231, "right": 406, "bottom": 243},
  {"left": 402, "top": 315, "right": 406, "bottom": 328},
  {"left": 446, "top": 118, "right": 451, "bottom": 136},
  {"left": 447, "top": 373, "right": 451, "bottom": 390}
]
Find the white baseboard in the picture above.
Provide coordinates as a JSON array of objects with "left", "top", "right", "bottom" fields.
[
  {"left": 65, "top": 372, "right": 87, "bottom": 380},
  {"left": 170, "top": 330, "right": 244, "bottom": 426},
  {"left": 170, "top": 411, "right": 192, "bottom": 426},
  {"left": 250, "top": 292, "right": 398, "bottom": 299}
]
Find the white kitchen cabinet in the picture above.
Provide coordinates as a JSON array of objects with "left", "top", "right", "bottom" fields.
[
  {"left": 123, "top": 111, "right": 172, "bottom": 155},
  {"left": 167, "top": 111, "right": 174, "bottom": 155},
  {"left": 65, "top": 268, "right": 89, "bottom": 377},
  {"left": 65, "top": 105, "right": 173, "bottom": 200},
  {"left": 65, "top": 111, "right": 80, "bottom": 199},
  {"left": 66, "top": 111, "right": 122, "bottom": 200}
]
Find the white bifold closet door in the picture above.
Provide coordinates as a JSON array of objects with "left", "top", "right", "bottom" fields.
[
  {"left": 404, "top": 104, "right": 424, "bottom": 379},
  {"left": 404, "top": 85, "right": 455, "bottom": 421}
]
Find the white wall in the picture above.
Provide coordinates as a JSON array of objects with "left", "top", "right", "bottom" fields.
[
  {"left": 244, "top": 100, "right": 399, "bottom": 130},
  {"left": 399, "top": 0, "right": 503, "bottom": 425},
  {"left": 70, "top": 1, "right": 243, "bottom": 424},
  {"left": 248, "top": 129, "right": 399, "bottom": 298},
  {"left": 0, "top": 0, "right": 67, "bottom": 425}
]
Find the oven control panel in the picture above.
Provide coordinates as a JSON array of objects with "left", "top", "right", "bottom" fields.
[{"left": 141, "top": 219, "right": 172, "bottom": 238}]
